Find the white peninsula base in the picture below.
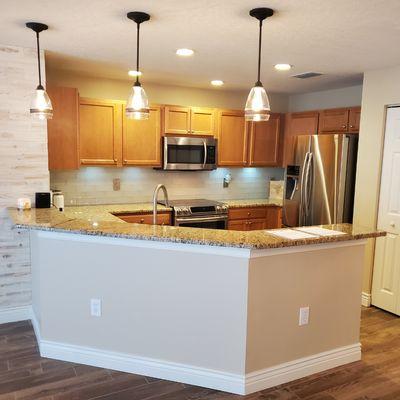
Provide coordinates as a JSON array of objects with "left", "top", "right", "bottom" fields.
[{"left": 30, "top": 230, "right": 365, "bottom": 395}]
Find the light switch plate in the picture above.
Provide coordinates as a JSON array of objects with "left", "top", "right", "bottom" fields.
[
  {"left": 90, "top": 298, "right": 102, "bottom": 317},
  {"left": 299, "top": 307, "right": 310, "bottom": 326}
]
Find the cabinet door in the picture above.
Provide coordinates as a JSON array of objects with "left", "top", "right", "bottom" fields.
[
  {"left": 164, "top": 106, "right": 191, "bottom": 134},
  {"left": 115, "top": 212, "right": 171, "bottom": 225},
  {"left": 47, "top": 86, "right": 79, "bottom": 170},
  {"left": 348, "top": 107, "right": 361, "bottom": 133},
  {"left": 190, "top": 107, "right": 216, "bottom": 136},
  {"left": 248, "top": 113, "right": 282, "bottom": 167},
  {"left": 318, "top": 108, "right": 349, "bottom": 134},
  {"left": 123, "top": 106, "right": 161, "bottom": 166},
  {"left": 265, "top": 206, "right": 282, "bottom": 229},
  {"left": 247, "top": 219, "right": 266, "bottom": 230},
  {"left": 228, "top": 220, "right": 248, "bottom": 231},
  {"left": 217, "top": 110, "right": 248, "bottom": 166},
  {"left": 79, "top": 98, "right": 123, "bottom": 166},
  {"left": 283, "top": 111, "right": 319, "bottom": 166}
]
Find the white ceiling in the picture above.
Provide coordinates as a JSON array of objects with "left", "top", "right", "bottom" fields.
[{"left": 2, "top": 0, "right": 400, "bottom": 94}]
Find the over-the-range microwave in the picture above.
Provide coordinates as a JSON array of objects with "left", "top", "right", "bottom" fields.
[{"left": 162, "top": 136, "right": 217, "bottom": 171}]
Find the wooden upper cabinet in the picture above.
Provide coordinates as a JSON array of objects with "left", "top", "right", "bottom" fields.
[
  {"left": 217, "top": 110, "right": 248, "bottom": 166},
  {"left": 318, "top": 108, "right": 349, "bottom": 134},
  {"left": 248, "top": 113, "right": 282, "bottom": 167},
  {"left": 79, "top": 98, "right": 123, "bottom": 166},
  {"left": 47, "top": 86, "right": 79, "bottom": 170},
  {"left": 164, "top": 106, "right": 216, "bottom": 136},
  {"left": 348, "top": 106, "right": 361, "bottom": 132},
  {"left": 190, "top": 107, "right": 216, "bottom": 135},
  {"left": 164, "top": 106, "right": 191, "bottom": 134},
  {"left": 123, "top": 106, "right": 162, "bottom": 166},
  {"left": 283, "top": 111, "right": 319, "bottom": 166}
]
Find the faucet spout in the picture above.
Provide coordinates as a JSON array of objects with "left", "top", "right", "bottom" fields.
[{"left": 152, "top": 184, "right": 169, "bottom": 225}]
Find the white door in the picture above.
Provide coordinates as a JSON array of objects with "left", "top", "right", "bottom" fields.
[{"left": 372, "top": 107, "right": 400, "bottom": 314}]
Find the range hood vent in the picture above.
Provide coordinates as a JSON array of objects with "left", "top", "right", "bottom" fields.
[{"left": 292, "top": 72, "right": 323, "bottom": 79}]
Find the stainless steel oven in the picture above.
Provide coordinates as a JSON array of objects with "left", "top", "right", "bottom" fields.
[
  {"left": 158, "top": 199, "right": 228, "bottom": 229},
  {"left": 163, "top": 136, "right": 217, "bottom": 171}
]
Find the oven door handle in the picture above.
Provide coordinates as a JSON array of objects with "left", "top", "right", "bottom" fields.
[
  {"left": 203, "top": 140, "right": 207, "bottom": 168},
  {"left": 175, "top": 215, "right": 228, "bottom": 224}
]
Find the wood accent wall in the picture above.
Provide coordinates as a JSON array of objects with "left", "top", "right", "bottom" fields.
[{"left": 0, "top": 45, "right": 49, "bottom": 311}]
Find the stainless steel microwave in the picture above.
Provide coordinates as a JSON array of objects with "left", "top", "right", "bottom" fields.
[{"left": 163, "top": 136, "right": 217, "bottom": 170}]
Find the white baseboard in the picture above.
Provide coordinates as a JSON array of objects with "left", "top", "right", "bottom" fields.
[
  {"left": 244, "top": 343, "right": 361, "bottom": 394},
  {"left": 2, "top": 308, "right": 360, "bottom": 394},
  {"left": 37, "top": 336, "right": 360, "bottom": 395},
  {"left": 361, "top": 292, "right": 372, "bottom": 307},
  {"left": 39, "top": 340, "right": 245, "bottom": 394},
  {"left": 0, "top": 305, "right": 32, "bottom": 324}
]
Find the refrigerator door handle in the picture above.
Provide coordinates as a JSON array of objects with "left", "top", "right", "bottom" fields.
[
  {"left": 299, "top": 152, "right": 310, "bottom": 225},
  {"left": 304, "top": 152, "right": 313, "bottom": 220}
]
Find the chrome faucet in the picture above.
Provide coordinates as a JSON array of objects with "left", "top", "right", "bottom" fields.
[{"left": 152, "top": 184, "right": 169, "bottom": 225}]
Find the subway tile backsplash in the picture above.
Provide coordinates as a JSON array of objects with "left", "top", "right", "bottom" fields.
[{"left": 50, "top": 167, "right": 285, "bottom": 206}]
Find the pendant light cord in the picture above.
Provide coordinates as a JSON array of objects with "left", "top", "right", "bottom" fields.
[
  {"left": 136, "top": 22, "right": 140, "bottom": 85},
  {"left": 256, "top": 19, "right": 262, "bottom": 86},
  {"left": 36, "top": 32, "right": 43, "bottom": 88}
]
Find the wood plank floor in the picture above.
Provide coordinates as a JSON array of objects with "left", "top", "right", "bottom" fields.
[{"left": 0, "top": 307, "right": 399, "bottom": 399}]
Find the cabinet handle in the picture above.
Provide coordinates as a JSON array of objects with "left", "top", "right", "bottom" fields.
[
  {"left": 342, "top": 125, "right": 346, "bottom": 129},
  {"left": 247, "top": 212, "right": 251, "bottom": 216},
  {"left": 390, "top": 221, "right": 396, "bottom": 227},
  {"left": 349, "top": 125, "right": 354, "bottom": 128},
  {"left": 140, "top": 218, "right": 144, "bottom": 223}
]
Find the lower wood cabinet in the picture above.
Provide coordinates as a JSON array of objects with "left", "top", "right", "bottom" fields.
[
  {"left": 228, "top": 206, "right": 282, "bottom": 231},
  {"left": 114, "top": 212, "right": 171, "bottom": 225},
  {"left": 79, "top": 98, "right": 123, "bottom": 166},
  {"left": 123, "top": 106, "right": 162, "bottom": 166}
]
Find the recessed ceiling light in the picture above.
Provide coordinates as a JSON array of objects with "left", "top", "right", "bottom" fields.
[
  {"left": 128, "top": 70, "right": 142, "bottom": 77},
  {"left": 211, "top": 80, "right": 224, "bottom": 86},
  {"left": 274, "top": 63, "right": 292, "bottom": 71},
  {"left": 176, "top": 48, "right": 194, "bottom": 56}
]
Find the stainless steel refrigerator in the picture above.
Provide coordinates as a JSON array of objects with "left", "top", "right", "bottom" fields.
[{"left": 283, "top": 134, "right": 358, "bottom": 227}]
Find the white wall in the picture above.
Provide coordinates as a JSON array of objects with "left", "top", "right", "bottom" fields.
[
  {"left": 289, "top": 85, "right": 363, "bottom": 112},
  {"left": 353, "top": 66, "right": 400, "bottom": 293},
  {"left": 0, "top": 44, "right": 49, "bottom": 311},
  {"left": 51, "top": 167, "right": 284, "bottom": 206}
]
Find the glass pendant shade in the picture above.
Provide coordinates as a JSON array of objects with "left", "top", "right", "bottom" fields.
[
  {"left": 126, "top": 84, "right": 149, "bottom": 120},
  {"left": 245, "top": 85, "right": 270, "bottom": 122},
  {"left": 30, "top": 86, "right": 53, "bottom": 120}
]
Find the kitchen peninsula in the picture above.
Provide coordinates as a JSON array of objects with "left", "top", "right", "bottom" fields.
[{"left": 8, "top": 204, "right": 383, "bottom": 395}]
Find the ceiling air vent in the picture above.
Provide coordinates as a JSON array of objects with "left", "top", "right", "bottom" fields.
[{"left": 292, "top": 72, "right": 323, "bottom": 79}]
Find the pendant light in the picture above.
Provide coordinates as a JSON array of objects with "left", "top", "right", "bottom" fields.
[
  {"left": 26, "top": 22, "right": 53, "bottom": 120},
  {"left": 245, "top": 8, "right": 274, "bottom": 122},
  {"left": 126, "top": 11, "right": 150, "bottom": 120}
]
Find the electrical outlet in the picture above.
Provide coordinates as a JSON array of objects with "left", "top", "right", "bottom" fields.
[
  {"left": 299, "top": 307, "right": 310, "bottom": 326},
  {"left": 90, "top": 298, "right": 102, "bottom": 317},
  {"left": 113, "top": 178, "right": 121, "bottom": 191}
]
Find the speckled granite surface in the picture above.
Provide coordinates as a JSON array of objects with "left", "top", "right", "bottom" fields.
[
  {"left": 223, "top": 198, "right": 282, "bottom": 208},
  {"left": 7, "top": 203, "right": 384, "bottom": 249}
]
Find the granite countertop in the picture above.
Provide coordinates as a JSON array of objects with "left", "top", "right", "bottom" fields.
[
  {"left": 223, "top": 198, "right": 282, "bottom": 208},
  {"left": 7, "top": 201, "right": 384, "bottom": 250}
]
